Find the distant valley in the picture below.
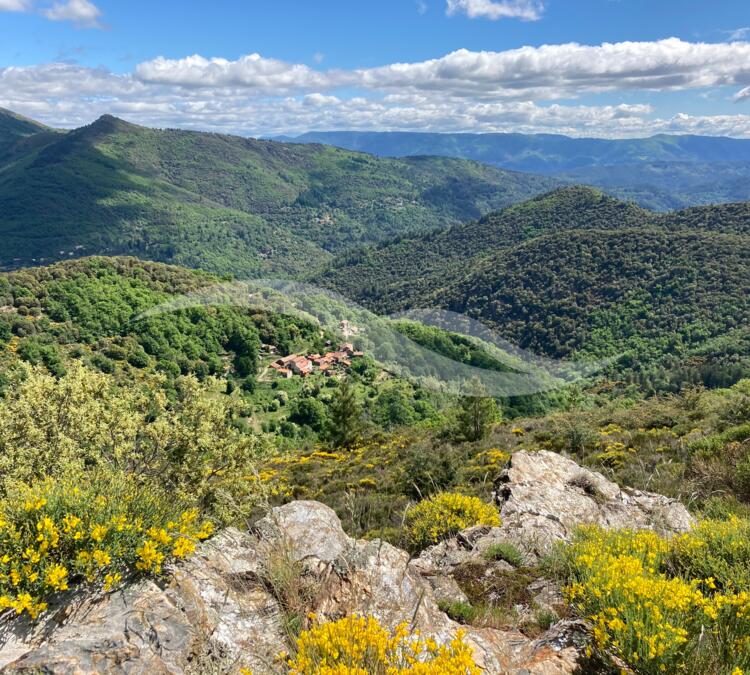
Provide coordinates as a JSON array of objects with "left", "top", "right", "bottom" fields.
[{"left": 280, "top": 130, "right": 750, "bottom": 210}]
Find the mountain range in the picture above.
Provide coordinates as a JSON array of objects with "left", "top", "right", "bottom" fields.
[
  {"left": 1, "top": 108, "right": 748, "bottom": 388},
  {"left": 279, "top": 131, "right": 750, "bottom": 210}
]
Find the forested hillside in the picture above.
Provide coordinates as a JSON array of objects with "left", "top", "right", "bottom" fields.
[
  {"left": 0, "top": 107, "right": 51, "bottom": 153},
  {"left": 284, "top": 130, "right": 750, "bottom": 209},
  {"left": 561, "top": 161, "right": 750, "bottom": 211},
  {"left": 0, "top": 110, "right": 558, "bottom": 276},
  {"left": 316, "top": 187, "right": 750, "bottom": 390}
]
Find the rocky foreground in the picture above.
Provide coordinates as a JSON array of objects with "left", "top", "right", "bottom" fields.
[{"left": 0, "top": 451, "right": 693, "bottom": 674}]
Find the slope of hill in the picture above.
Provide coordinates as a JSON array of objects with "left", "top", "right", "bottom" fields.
[
  {"left": 0, "top": 108, "right": 51, "bottom": 149},
  {"left": 314, "top": 187, "right": 654, "bottom": 309},
  {"left": 316, "top": 187, "right": 750, "bottom": 388},
  {"left": 0, "top": 112, "right": 559, "bottom": 275}
]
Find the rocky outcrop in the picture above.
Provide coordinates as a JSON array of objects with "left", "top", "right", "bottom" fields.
[
  {"left": 411, "top": 449, "right": 695, "bottom": 657},
  {"left": 0, "top": 500, "right": 581, "bottom": 674},
  {"left": 0, "top": 451, "right": 692, "bottom": 674},
  {"left": 417, "top": 450, "right": 693, "bottom": 577},
  {"left": 493, "top": 450, "right": 694, "bottom": 561}
]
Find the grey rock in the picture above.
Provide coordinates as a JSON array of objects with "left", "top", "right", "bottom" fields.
[
  {"left": 492, "top": 450, "right": 694, "bottom": 561},
  {"left": 0, "top": 500, "right": 584, "bottom": 674}
]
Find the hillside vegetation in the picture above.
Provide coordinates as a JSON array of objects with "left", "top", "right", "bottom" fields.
[
  {"left": 561, "top": 161, "right": 750, "bottom": 211},
  {"left": 0, "top": 110, "right": 557, "bottom": 276},
  {"left": 1, "top": 257, "right": 750, "bottom": 674},
  {"left": 0, "top": 107, "right": 52, "bottom": 153},
  {"left": 284, "top": 130, "right": 750, "bottom": 209},
  {"left": 316, "top": 187, "right": 750, "bottom": 390}
]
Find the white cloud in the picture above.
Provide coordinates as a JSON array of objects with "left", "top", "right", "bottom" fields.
[
  {"left": 0, "top": 0, "right": 31, "bottom": 10},
  {"left": 135, "top": 54, "right": 337, "bottom": 93},
  {"left": 357, "top": 39, "right": 750, "bottom": 100},
  {"left": 0, "top": 0, "right": 103, "bottom": 26},
  {"left": 728, "top": 27, "right": 750, "bottom": 41},
  {"left": 130, "top": 39, "right": 750, "bottom": 103},
  {"left": 446, "top": 0, "right": 543, "bottom": 21},
  {"left": 4, "top": 38, "right": 750, "bottom": 138},
  {"left": 43, "top": 0, "right": 102, "bottom": 27}
]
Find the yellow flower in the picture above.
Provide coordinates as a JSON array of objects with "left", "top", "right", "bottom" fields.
[
  {"left": 45, "top": 564, "right": 69, "bottom": 591},
  {"left": 103, "top": 572, "right": 122, "bottom": 591},
  {"left": 172, "top": 537, "right": 196, "bottom": 559},
  {"left": 62, "top": 514, "right": 82, "bottom": 533},
  {"left": 287, "top": 615, "right": 480, "bottom": 674},
  {"left": 23, "top": 497, "right": 47, "bottom": 512},
  {"left": 92, "top": 549, "right": 111, "bottom": 568},
  {"left": 405, "top": 492, "right": 500, "bottom": 548},
  {"left": 146, "top": 527, "right": 172, "bottom": 546},
  {"left": 135, "top": 539, "right": 165, "bottom": 574},
  {"left": 90, "top": 524, "right": 108, "bottom": 543}
]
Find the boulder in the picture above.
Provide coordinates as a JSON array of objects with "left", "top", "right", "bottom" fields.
[
  {"left": 0, "top": 500, "right": 583, "bottom": 674},
  {"left": 417, "top": 450, "right": 693, "bottom": 576},
  {"left": 493, "top": 450, "right": 694, "bottom": 560}
]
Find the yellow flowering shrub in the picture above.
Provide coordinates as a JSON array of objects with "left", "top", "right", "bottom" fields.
[
  {"left": 405, "top": 492, "right": 500, "bottom": 550},
  {"left": 0, "top": 470, "right": 213, "bottom": 619},
  {"left": 0, "top": 364, "right": 270, "bottom": 524},
  {"left": 666, "top": 517, "right": 750, "bottom": 592},
  {"left": 287, "top": 614, "right": 480, "bottom": 674},
  {"left": 562, "top": 524, "right": 750, "bottom": 674}
]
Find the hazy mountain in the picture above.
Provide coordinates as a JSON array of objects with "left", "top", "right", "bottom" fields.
[{"left": 280, "top": 130, "right": 750, "bottom": 210}]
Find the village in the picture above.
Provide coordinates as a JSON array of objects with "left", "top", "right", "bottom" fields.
[{"left": 267, "top": 341, "right": 364, "bottom": 378}]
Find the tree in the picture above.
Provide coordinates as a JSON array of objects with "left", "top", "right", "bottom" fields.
[
  {"left": 326, "top": 377, "right": 363, "bottom": 448},
  {"left": 456, "top": 379, "right": 500, "bottom": 442},
  {"left": 289, "top": 396, "right": 327, "bottom": 432}
]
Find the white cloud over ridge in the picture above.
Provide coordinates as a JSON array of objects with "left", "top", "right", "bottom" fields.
[
  {"left": 446, "top": 0, "right": 543, "bottom": 21},
  {"left": 3, "top": 38, "right": 750, "bottom": 138}
]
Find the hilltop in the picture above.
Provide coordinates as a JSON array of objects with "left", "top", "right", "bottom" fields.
[
  {"left": 316, "top": 186, "right": 750, "bottom": 389},
  {"left": 0, "top": 110, "right": 558, "bottom": 275}
]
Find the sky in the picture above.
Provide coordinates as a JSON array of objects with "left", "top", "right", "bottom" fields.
[{"left": 1, "top": 0, "right": 750, "bottom": 138}]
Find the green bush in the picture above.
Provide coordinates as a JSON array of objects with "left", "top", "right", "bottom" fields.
[
  {"left": 483, "top": 542, "right": 524, "bottom": 567},
  {"left": 437, "top": 600, "right": 475, "bottom": 624}
]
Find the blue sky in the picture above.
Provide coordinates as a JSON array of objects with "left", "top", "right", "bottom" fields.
[{"left": 1, "top": 0, "right": 750, "bottom": 137}]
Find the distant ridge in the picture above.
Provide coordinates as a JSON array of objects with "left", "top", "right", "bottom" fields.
[
  {"left": 277, "top": 130, "right": 750, "bottom": 210},
  {"left": 279, "top": 130, "right": 750, "bottom": 173}
]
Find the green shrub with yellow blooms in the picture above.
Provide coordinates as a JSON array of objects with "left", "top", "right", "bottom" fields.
[
  {"left": 665, "top": 516, "right": 750, "bottom": 593},
  {"left": 0, "top": 364, "right": 270, "bottom": 524},
  {"left": 405, "top": 492, "right": 500, "bottom": 551},
  {"left": 0, "top": 470, "right": 213, "bottom": 619},
  {"left": 286, "top": 614, "right": 480, "bottom": 674},
  {"left": 561, "top": 522, "right": 750, "bottom": 674}
]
